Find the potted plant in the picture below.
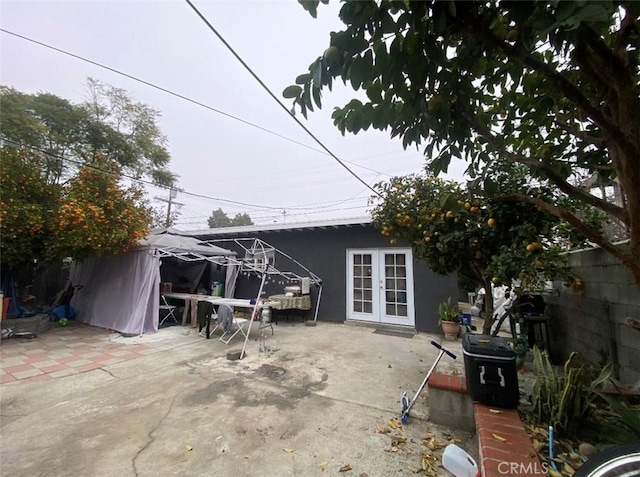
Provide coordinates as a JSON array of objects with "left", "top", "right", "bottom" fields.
[{"left": 438, "top": 297, "right": 461, "bottom": 340}]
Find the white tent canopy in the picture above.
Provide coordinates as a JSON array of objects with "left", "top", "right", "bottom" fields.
[{"left": 139, "top": 228, "right": 236, "bottom": 261}]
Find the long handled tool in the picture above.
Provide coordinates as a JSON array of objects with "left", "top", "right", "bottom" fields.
[{"left": 400, "top": 340, "right": 457, "bottom": 423}]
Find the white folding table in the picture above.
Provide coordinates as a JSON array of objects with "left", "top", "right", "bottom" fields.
[{"left": 161, "top": 293, "right": 278, "bottom": 342}]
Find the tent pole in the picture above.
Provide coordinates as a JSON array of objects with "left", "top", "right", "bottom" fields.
[
  {"left": 240, "top": 270, "right": 266, "bottom": 360},
  {"left": 313, "top": 285, "right": 323, "bottom": 323}
]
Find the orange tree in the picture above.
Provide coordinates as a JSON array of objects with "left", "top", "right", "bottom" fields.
[
  {"left": 47, "top": 158, "right": 152, "bottom": 263},
  {"left": 0, "top": 148, "right": 61, "bottom": 267},
  {"left": 0, "top": 146, "right": 152, "bottom": 268},
  {"left": 288, "top": 0, "right": 640, "bottom": 286},
  {"left": 371, "top": 166, "right": 594, "bottom": 333}
]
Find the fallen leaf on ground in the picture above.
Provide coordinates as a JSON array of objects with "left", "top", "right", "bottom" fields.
[
  {"left": 339, "top": 463, "right": 352, "bottom": 472},
  {"left": 387, "top": 419, "right": 402, "bottom": 429},
  {"left": 282, "top": 448, "right": 294, "bottom": 453},
  {"left": 492, "top": 433, "right": 507, "bottom": 442},
  {"left": 319, "top": 461, "right": 328, "bottom": 470},
  {"left": 375, "top": 426, "right": 390, "bottom": 434},
  {"left": 185, "top": 444, "right": 193, "bottom": 451},
  {"left": 421, "top": 451, "right": 438, "bottom": 473},
  {"left": 423, "top": 436, "right": 447, "bottom": 450}
]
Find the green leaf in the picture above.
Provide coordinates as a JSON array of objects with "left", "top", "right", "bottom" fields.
[
  {"left": 374, "top": 42, "right": 390, "bottom": 75},
  {"left": 348, "top": 37, "right": 370, "bottom": 56},
  {"left": 484, "top": 177, "right": 499, "bottom": 194},
  {"left": 311, "top": 59, "right": 323, "bottom": 85},
  {"left": 380, "top": 10, "right": 396, "bottom": 34},
  {"left": 312, "top": 86, "right": 322, "bottom": 109},
  {"left": 429, "top": 152, "right": 451, "bottom": 175},
  {"left": 299, "top": 0, "right": 319, "bottom": 18},
  {"left": 282, "top": 85, "right": 302, "bottom": 99},
  {"left": 295, "top": 73, "right": 312, "bottom": 85},
  {"left": 301, "top": 84, "right": 313, "bottom": 111},
  {"left": 330, "top": 31, "right": 351, "bottom": 50},
  {"left": 349, "top": 57, "right": 365, "bottom": 90}
]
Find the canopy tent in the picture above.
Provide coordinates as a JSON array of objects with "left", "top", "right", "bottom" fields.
[
  {"left": 69, "top": 229, "right": 236, "bottom": 335},
  {"left": 69, "top": 230, "right": 322, "bottom": 346},
  {"left": 139, "top": 229, "right": 236, "bottom": 261},
  {"left": 201, "top": 237, "right": 323, "bottom": 359}
]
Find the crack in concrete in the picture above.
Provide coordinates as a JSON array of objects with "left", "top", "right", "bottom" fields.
[
  {"left": 100, "top": 368, "right": 120, "bottom": 380},
  {"left": 131, "top": 393, "right": 179, "bottom": 477}
]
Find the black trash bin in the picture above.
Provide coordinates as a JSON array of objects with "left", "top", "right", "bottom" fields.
[{"left": 462, "top": 334, "right": 519, "bottom": 408}]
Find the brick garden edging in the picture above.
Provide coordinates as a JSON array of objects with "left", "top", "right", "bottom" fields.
[{"left": 430, "top": 372, "right": 545, "bottom": 477}]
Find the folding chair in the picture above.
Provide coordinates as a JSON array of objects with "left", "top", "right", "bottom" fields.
[
  {"left": 159, "top": 295, "right": 178, "bottom": 327},
  {"left": 217, "top": 304, "right": 249, "bottom": 344}
]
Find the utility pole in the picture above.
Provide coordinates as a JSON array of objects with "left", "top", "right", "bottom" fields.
[{"left": 154, "top": 186, "right": 184, "bottom": 228}]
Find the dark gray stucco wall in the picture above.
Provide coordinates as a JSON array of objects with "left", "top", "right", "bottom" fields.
[{"left": 199, "top": 225, "right": 457, "bottom": 333}]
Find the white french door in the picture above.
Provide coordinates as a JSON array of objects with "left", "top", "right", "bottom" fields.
[{"left": 347, "top": 248, "right": 415, "bottom": 327}]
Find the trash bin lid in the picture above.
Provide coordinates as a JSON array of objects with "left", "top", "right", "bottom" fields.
[{"left": 462, "top": 334, "right": 515, "bottom": 358}]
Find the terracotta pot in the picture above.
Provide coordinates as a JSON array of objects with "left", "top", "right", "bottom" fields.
[{"left": 441, "top": 320, "right": 460, "bottom": 340}]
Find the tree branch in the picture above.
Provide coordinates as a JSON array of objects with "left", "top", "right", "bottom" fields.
[
  {"left": 461, "top": 110, "right": 630, "bottom": 224},
  {"left": 498, "top": 192, "right": 634, "bottom": 266},
  {"left": 551, "top": 108, "right": 607, "bottom": 149}
]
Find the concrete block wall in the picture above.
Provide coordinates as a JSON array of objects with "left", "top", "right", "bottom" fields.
[{"left": 545, "top": 245, "right": 640, "bottom": 386}]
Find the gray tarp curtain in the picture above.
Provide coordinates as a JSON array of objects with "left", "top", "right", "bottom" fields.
[
  {"left": 70, "top": 249, "right": 160, "bottom": 335},
  {"left": 224, "top": 263, "right": 239, "bottom": 298}
]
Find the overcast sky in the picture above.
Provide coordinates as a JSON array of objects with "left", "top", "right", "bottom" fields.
[{"left": 1, "top": 0, "right": 467, "bottom": 229}]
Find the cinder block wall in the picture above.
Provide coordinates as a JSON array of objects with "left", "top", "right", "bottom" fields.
[{"left": 545, "top": 245, "right": 640, "bottom": 386}]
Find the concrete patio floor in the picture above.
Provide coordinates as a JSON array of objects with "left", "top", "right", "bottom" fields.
[{"left": 1, "top": 319, "right": 477, "bottom": 476}]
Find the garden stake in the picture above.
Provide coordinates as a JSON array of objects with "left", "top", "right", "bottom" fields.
[
  {"left": 549, "top": 425, "right": 559, "bottom": 472},
  {"left": 400, "top": 340, "right": 456, "bottom": 424}
]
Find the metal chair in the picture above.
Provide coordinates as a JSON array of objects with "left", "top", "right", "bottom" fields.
[
  {"left": 159, "top": 295, "right": 178, "bottom": 327},
  {"left": 217, "top": 304, "right": 248, "bottom": 344}
]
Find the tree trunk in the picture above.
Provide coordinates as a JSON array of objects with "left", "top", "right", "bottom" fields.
[{"left": 481, "top": 276, "right": 495, "bottom": 334}]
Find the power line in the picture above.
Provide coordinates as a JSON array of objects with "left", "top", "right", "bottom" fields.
[
  {"left": 1, "top": 138, "right": 375, "bottom": 216},
  {"left": 174, "top": 203, "right": 371, "bottom": 228},
  {"left": 183, "top": 0, "right": 382, "bottom": 198},
  {"left": 0, "top": 29, "right": 323, "bottom": 155},
  {"left": 0, "top": 28, "right": 388, "bottom": 177},
  {"left": 0, "top": 138, "right": 287, "bottom": 210}
]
